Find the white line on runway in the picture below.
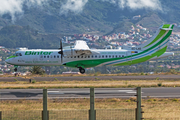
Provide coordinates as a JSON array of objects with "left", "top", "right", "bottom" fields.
[
  {"left": 47, "top": 91, "right": 59, "bottom": 92},
  {"left": 118, "top": 90, "right": 133, "bottom": 92},
  {"left": 126, "top": 92, "right": 143, "bottom": 93}
]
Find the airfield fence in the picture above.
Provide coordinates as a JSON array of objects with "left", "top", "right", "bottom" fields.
[
  {"left": 1, "top": 87, "right": 179, "bottom": 120},
  {"left": 142, "top": 108, "right": 180, "bottom": 120},
  {"left": 1, "top": 109, "right": 135, "bottom": 120}
]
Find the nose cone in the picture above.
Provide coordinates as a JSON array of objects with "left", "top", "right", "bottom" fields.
[{"left": 5, "top": 59, "right": 10, "bottom": 64}]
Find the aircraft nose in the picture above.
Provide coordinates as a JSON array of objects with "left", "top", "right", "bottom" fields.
[
  {"left": 5, "top": 59, "right": 9, "bottom": 63},
  {"left": 5, "top": 58, "right": 11, "bottom": 64}
]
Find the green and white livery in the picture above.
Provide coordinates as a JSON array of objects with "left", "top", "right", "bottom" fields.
[{"left": 5, "top": 24, "right": 174, "bottom": 74}]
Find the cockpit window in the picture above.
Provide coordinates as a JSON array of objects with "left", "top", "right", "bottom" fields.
[{"left": 15, "top": 53, "right": 22, "bottom": 56}]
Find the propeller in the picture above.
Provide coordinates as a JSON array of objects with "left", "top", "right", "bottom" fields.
[
  {"left": 70, "top": 45, "right": 73, "bottom": 56},
  {"left": 58, "top": 39, "right": 63, "bottom": 63}
]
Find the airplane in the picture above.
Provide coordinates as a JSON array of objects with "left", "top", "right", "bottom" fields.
[{"left": 5, "top": 24, "right": 174, "bottom": 74}]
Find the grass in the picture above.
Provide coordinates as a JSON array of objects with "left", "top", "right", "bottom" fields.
[
  {"left": 1, "top": 71, "right": 180, "bottom": 78},
  {"left": 1, "top": 98, "right": 180, "bottom": 119},
  {"left": 0, "top": 80, "right": 180, "bottom": 89}
]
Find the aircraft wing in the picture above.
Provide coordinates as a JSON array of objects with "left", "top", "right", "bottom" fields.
[
  {"left": 73, "top": 40, "right": 99, "bottom": 55},
  {"left": 64, "top": 40, "right": 99, "bottom": 56}
]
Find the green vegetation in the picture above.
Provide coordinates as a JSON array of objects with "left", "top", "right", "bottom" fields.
[
  {"left": 157, "top": 83, "right": 162, "bottom": 87},
  {"left": 30, "top": 66, "right": 45, "bottom": 75},
  {"left": 32, "top": 80, "right": 36, "bottom": 84}
]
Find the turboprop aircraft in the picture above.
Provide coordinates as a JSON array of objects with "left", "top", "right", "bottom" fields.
[{"left": 5, "top": 24, "right": 174, "bottom": 74}]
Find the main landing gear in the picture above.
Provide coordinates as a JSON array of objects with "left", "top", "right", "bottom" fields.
[
  {"left": 14, "top": 65, "right": 18, "bottom": 72},
  {"left": 14, "top": 68, "right": 17, "bottom": 72},
  {"left": 79, "top": 67, "right": 85, "bottom": 74}
]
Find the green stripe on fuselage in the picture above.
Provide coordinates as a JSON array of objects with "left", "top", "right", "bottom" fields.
[
  {"left": 144, "top": 30, "right": 166, "bottom": 48},
  {"left": 6, "top": 56, "right": 17, "bottom": 60},
  {"left": 114, "top": 46, "right": 167, "bottom": 66},
  {"left": 65, "top": 30, "right": 172, "bottom": 68}
]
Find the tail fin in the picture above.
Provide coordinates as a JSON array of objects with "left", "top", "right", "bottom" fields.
[{"left": 137, "top": 24, "right": 174, "bottom": 51}]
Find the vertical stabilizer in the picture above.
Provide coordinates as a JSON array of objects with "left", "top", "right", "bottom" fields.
[{"left": 135, "top": 24, "right": 174, "bottom": 51}]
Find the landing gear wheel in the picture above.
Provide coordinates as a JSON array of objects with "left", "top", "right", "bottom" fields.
[
  {"left": 79, "top": 68, "right": 85, "bottom": 74},
  {"left": 14, "top": 68, "right": 17, "bottom": 72}
]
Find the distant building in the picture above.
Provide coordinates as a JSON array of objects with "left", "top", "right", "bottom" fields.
[{"left": 0, "top": 46, "right": 5, "bottom": 48}]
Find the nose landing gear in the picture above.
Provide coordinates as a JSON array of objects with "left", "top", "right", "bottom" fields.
[{"left": 79, "top": 67, "right": 85, "bottom": 74}]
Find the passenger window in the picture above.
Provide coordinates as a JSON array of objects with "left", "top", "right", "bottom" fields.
[
  {"left": 122, "top": 55, "right": 124, "bottom": 57},
  {"left": 95, "top": 56, "right": 97, "bottom": 58},
  {"left": 47, "top": 56, "right": 49, "bottom": 58},
  {"left": 51, "top": 55, "right": 53, "bottom": 58},
  {"left": 54, "top": 55, "right": 56, "bottom": 58},
  {"left": 106, "top": 55, "right": 108, "bottom": 58},
  {"left": 57, "top": 55, "right": 59, "bottom": 58},
  {"left": 74, "top": 56, "right": 76, "bottom": 58},
  {"left": 85, "top": 56, "right": 87, "bottom": 58},
  {"left": 92, "top": 55, "right": 93, "bottom": 58},
  {"left": 81, "top": 56, "right": 83, "bottom": 58},
  {"left": 102, "top": 55, "right": 104, "bottom": 58},
  {"left": 119, "top": 55, "right": 121, "bottom": 58},
  {"left": 116, "top": 55, "right": 117, "bottom": 58},
  {"left": 78, "top": 56, "right": 80, "bottom": 58},
  {"left": 88, "top": 56, "right": 90, "bottom": 58},
  {"left": 112, "top": 55, "right": 114, "bottom": 58},
  {"left": 99, "top": 55, "right": 101, "bottom": 58},
  {"left": 109, "top": 55, "right": 111, "bottom": 58},
  {"left": 44, "top": 56, "right": 46, "bottom": 58},
  {"left": 71, "top": 56, "right": 73, "bottom": 58}
]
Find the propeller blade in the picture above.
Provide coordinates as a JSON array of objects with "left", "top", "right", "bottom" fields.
[
  {"left": 58, "top": 39, "right": 63, "bottom": 63},
  {"left": 61, "top": 53, "right": 63, "bottom": 63},
  {"left": 59, "top": 39, "right": 63, "bottom": 50}
]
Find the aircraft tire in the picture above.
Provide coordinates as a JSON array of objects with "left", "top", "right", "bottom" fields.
[
  {"left": 14, "top": 68, "right": 17, "bottom": 72},
  {"left": 79, "top": 68, "right": 85, "bottom": 74}
]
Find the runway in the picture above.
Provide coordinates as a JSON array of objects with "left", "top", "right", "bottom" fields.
[
  {"left": 1, "top": 75, "right": 180, "bottom": 82},
  {"left": 0, "top": 87, "right": 180, "bottom": 100}
]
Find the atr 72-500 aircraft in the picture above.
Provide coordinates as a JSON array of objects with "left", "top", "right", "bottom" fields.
[{"left": 5, "top": 24, "right": 174, "bottom": 74}]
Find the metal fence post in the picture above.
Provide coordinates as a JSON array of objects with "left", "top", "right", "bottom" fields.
[
  {"left": 89, "top": 88, "right": 96, "bottom": 120},
  {"left": 136, "top": 87, "right": 142, "bottom": 120},
  {"left": 0, "top": 111, "right": 2, "bottom": 120},
  {"left": 42, "top": 89, "right": 48, "bottom": 120}
]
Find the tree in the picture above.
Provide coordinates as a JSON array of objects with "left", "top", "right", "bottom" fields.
[{"left": 30, "top": 66, "right": 45, "bottom": 75}]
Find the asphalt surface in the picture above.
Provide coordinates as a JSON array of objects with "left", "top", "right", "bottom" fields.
[
  {"left": 1, "top": 75, "right": 180, "bottom": 82},
  {"left": 1, "top": 88, "right": 180, "bottom": 100}
]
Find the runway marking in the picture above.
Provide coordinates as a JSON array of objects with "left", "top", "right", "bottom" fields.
[
  {"left": 47, "top": 91, "right": 64, "bottom": 95},
  {"left": 118, "top": 90, "right": 133, "bottom": 92},
  {"left": 47, "top": 91, "right": 59, "bottom": 92},
  {"left": 126, "top": 92, "right": 143, "bottom": 94},
  {"left": 118, "top": 90, "right": 143, "bottom": 94}
]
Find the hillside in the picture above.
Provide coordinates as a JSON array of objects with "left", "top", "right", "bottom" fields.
[
  {"left": 0, "top": 0, "right": 180, "bottom": 48},
  {"left": 2, "top": 0, "right": 180, "bottom": 34}
]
